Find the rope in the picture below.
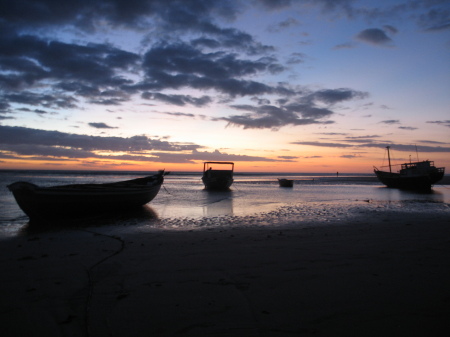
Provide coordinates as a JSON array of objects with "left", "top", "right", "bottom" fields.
[
  {"left": 80, "top": 229, "right": 125, "bottom": 337},
  {"left": 162, "top": 183, "right": 171, "bottom": 195}
]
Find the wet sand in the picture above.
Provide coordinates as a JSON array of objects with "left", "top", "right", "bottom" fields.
[{"left": 1, "top": 210, "right": 450, "bottom": 337}]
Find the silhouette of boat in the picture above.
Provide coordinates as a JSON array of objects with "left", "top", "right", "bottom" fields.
[
  {"left": 374, "top": 146, "right": 444, "bottom": 191},
  {"left": 278, "top": 178, "right": 294, "bottom": 187},
  {"left": 202, "top": 162, "right": 234, "bottom": 190},
  {"left": 8, "top": 171, "right": 165, "bottom": 221}
]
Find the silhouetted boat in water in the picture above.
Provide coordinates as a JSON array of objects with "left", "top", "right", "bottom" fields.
[
  {"left": 278, "top": 178, "right": 294, "bottom": 187},
  {"left": 374, "top": 146, "right": 444, "bottom": 191},
  {"left": 202, "top": 162, "right": 234, "bottom": 190},
  {"left": 8, "top": 171, "right": 165, "bottom": 221}
]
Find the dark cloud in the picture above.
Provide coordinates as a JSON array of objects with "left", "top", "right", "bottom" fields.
[
  {"left": 160, "top": 112, "right": 196, "bottom": 118},
  {"left": 291, "top": 140, "right": 450, "bottom": 153},
  {"left": 398, "top": 126, "right": 418, "bottom": 130},
  {"left": 251, "top": 97, "right": 271, "bottom": 105},
  {"left": 267, "top": 17, "right": 300, "bottom": 33},
  {"left": 383, "top": 25, "right": 398, "bottom": 34},
  {"left": 139, "top": 42, "right": 284, "bottom": 95},
  {"left": 416, "top": 140, "right": 448, "bottom": 145},
  {"left": 327, "top": 135, "right": 378, "bottom": 144},
  {"left": 142, "top": 92, "right": 212, "bottom": 107},
  {"left": 0, "top": 35, "right": 139, "bottom": 87},
  {"left": 88, "top": 123, "right": 118, "bottom": 129},
  {"left": 292, "top": 141, "right": 354, "bottom": 148},
  {"left": 220, "top": 103, "right": 335, "bottom": 130},
  {"left": 380, "top": 119, "right": 400, "bottom": 124},
  {"left": 303, "top": 88, "right": 369, "bottom": 105},
  {"left": 427, "top": 120, "right": 450, "bottom": 128},
  {"left": 0, "top": 1, "right": 276, "bottom": 114},
  {"left": 0, "top": 125, "right": 199, "bottom": 154},
  {"left": 345, "top": 135, "right": 380, "bottom": 139},
  {"left": 0, "top": 34, "right": 139, "bottom": 111},
  {"left": 356, "top": 28, "right": 393, "bottom": 46},
  {"left": 3, "top": 91, "right": 78, "bottom": 109},
  {"left": 191, "top": 38, "right": 222, "bottom": 49},
  {"left": 340, "top": 154, "right": 361, "bottom": 159},
  {"left": 17, "top": 108, "right": 52, "bottom": 115},
  {"left": 257, "top": 0, "right": 354, "bottom": 13},
  {"left": 256, "top": 0, "right": 294, "bottom": 10},
  {"left": 0, "top": 0, "right": 239, "bottom": 33},
  {"left": 418, "top": 7, "right": 450, "bottom": 31},
  {"left": 215, "top": 87, "right": 368, "bottom": 130},
  {"left": 317, "top": 132, "right": 349, "bottom": 136},
  {"left": 186, "top": 149, "right": 285, "bottom": 162},
  {"left": 286, "top": 52, "right": 307, "bottom": 64}
]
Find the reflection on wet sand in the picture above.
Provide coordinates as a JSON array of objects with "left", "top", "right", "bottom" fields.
[
  {"left": 20, "top": 205, "right": 159, "bottom": 235},
  {"left": 202, "top": 190, "right": 234, "bottom": 217},
  {"left": 378, "top": 186, "right": 445, "bottom": 203}
]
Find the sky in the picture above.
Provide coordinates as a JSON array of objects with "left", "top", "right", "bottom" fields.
[{"left": 0, "top": 0, "right": 449, "bottom": 173}]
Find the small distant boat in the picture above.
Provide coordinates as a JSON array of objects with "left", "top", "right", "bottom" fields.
[
  {"left": 374, "top": 146, "right": 445, "bottom": 191},
  {"left": 8, "top": 171, "right": 165, "bottom": 221},
  {"left": 278, "top": 178, "right": 294, "bottom": 187},
  {"left": 202, "top": 162, "right": 234, "bottom": 190}
]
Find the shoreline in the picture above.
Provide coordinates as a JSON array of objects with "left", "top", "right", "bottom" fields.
[{"left": 1, "top": 209, "right": 450, "bottom": 336}]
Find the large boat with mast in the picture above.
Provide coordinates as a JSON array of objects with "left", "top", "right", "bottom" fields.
[{"left": 373, "top": 146, "right": 445, "bottom": 191}]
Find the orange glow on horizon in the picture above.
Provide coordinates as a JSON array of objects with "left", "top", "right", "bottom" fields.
[
  {"left": 2, "top": 147, "right": 449, "bottom": 174},
  {"left": 1, "top": 157, "right": 380, "bottom": 174}
]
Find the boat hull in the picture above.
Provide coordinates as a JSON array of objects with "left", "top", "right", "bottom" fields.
[
  {"left": 278, "top": 179, "right": 294, "bottom": 187},
  {"left": 8, "top": 174, "right": 163, "bottom": 221},
  {"left": 202, "top": 162, "right": 234, "bottom": 190},
  {"left": 374, "top": 169, "right": 444, "bottom": 191},
  {"left": 202, "top": 176, "right": 233, "bottom": 190}
]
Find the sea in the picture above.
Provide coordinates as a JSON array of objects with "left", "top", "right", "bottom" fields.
[{"left": 1, "top": 170, "right": 449, "bottom": 238}]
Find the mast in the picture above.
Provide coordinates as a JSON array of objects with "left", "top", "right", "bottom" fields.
[{"left": 386, "top": 146, "right": 392, "bottom": 173}]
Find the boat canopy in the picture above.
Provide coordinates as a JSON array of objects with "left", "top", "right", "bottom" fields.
[
  {"left": 401, "top": 161, "right": 434, "bottom": 170},
  {"left": 203, "top": 161, "right": 234, "bottom": 172}
]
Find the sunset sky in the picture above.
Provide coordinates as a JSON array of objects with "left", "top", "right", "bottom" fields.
[{"left": 1, "top": 0, "right": 449, "bottom": 173}]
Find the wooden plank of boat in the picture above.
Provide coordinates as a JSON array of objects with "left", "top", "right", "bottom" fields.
[{"left": 7, "top": 171, "right": 165, "bottom": 221}]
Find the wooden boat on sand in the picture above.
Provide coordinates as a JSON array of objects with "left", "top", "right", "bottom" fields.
[
  {"left": 8, "top": 171, "right": 165, "bottom": 221},
  {"left": 374, "top": 146, "right": 444, "bottom": 191},
  {"left": 202, "top": 162, "right": 234, "bottom": 190}
]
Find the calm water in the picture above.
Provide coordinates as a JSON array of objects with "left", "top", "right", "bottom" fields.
[{"left": 1, "top": 170, "right": 449, "bottom": 237}]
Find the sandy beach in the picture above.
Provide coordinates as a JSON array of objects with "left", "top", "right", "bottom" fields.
[{"left": 1, "top": 209, "right": 450, "bottom": 337}]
